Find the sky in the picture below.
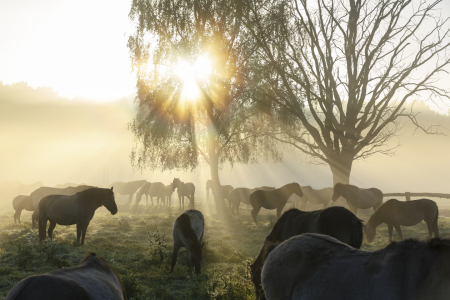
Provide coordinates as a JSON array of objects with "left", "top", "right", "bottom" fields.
[{"left": 0, "top": 0, "right": 135, "bottom": 101}]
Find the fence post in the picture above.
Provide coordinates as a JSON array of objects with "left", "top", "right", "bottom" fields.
[{"left": 405, "top": 192, "right": 411, "bottom": 201}]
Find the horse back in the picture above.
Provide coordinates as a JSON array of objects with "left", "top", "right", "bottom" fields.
[{"left": 5, "top": 274, "right": 93, "bottom": 300}]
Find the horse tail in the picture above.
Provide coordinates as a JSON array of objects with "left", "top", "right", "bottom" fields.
[{"left": 349, "top": 216, "right": 364, "bottom": 249}]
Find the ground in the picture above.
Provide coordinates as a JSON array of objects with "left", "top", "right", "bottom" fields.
[{"left": 1, "top": 195, "right": 450, "bottom": 299}]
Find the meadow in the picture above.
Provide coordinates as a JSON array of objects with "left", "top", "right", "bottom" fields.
[{"left": 1, "top": 195, "right": 450, "bottom": 300}]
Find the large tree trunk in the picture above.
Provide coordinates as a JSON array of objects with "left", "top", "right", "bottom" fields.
[
  {"left": 328, "top": 153, "right": 354, "bottom": 186},
  {"left": 206, "top": 118, "right": 226, "bottom": 207}
]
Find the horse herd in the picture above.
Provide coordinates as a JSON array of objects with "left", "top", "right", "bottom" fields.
[{"left": 6, "top": 180, "right": 449, "bottom": 299}]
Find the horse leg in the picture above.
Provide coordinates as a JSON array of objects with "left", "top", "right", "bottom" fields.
[
  {"left": 394, "top": 224, "right": 403, "bottom": 240},
  {"left": 388, "top": 224, "right": 393, "bottom": 242},
  {"left": 170, "top": 244, "right": 180, "bottom": 273},
  {"left": 76, "top": 223, "right": 82, "bottom": 244},
  {"left": 433, "top": 213, "right": 440, "bottom": 238},
  {"left": 128, "top": 194, "right": 132, "bottom": 205},
  {"left": 251, "top": 205, "right": 261, "bottom": 223},
  {"left": 236, "top": 202, "right": 241, "bottom": 214},
  {"left": 348, "top": 202, "right": 358, "bottom": 216},
  {"left": 38, "top": 214, "right": 48, "bottom": 243},
  {"left": 81, "top": 223, "right": 89, "bottom": 245},
  {"left": 48, "top": 220, "right": 57, "bottom": 240}
]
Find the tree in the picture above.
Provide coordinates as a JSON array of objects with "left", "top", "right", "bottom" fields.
[
  {"left": 127, "top": 0, "right": 279, "bottom": 205},
  {"left": 244, "top": 0, "right": 450, "bottom": 185}
]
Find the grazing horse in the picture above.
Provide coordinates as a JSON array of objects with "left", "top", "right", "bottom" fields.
[
  {"left": 262, "top": 233, "right": 450, "bottom": 300},
  {"left": 13, "top": 195, "right": 33, "bottom": 224},
  {"left": 206, "top": 180, "right": 234, "bottom": 207},
  {"left": 172, "top": 178, "right": 195, "bottom": 208},
  {"left": 6, "top": 252, "right": 125, "bottom": 300},
  {"left": 135, "top": 182, "right": 164, "bottom": 206},
  {"left": 365, "top": 198, "right": 439, "bottom": 242},
  {"left": 30, "top": 185, "right": 93, "bottom": 228},
  {"left": 251, "top": 207, "right": 362, "bottom": 299},
  {"left": 38, "top": 187, "right": 117, "bottom": 245},
  {"left": 229, "top": 186, "right": 275, "bottom": 214},
  {"left": 250, "top": 183, "right": 303, "bottom": 223},
  {"left": 289, "top": 186, "right": 333, "bottom": 210},
  {"left": 110, "top": 180, "right": 146, "bottom": 204},
  {"left": 170, "top": 210, "right": 204, "bottom": 274},
  {"left": 332, "top": 183, "right": 383, "bottom": 216}
]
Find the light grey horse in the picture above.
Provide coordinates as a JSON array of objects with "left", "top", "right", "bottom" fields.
[
  {"left": 136, "top": 182, "right": 165, "bottom": 205},
  {"left": 331, "top": 183, "right": 383, "bottom": 216},
  {"left": 6, "top": 252, "right": 125, "bottom": 300},
  {"left": 170, "top": 209, "right": 204, "bottom": 274},
  {"left": 13, "top": 195, "right": 33, "bottom": 224},
  {"left": 110, "top": 180, "right": 147, "bottom": 204},
  {"left": 262, "top": 233, "right": 450, "bottom": 300}
]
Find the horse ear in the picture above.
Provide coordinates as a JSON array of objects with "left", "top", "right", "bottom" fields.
[{"left": 111, "top": 187, "right": 113, "bottom": 191}]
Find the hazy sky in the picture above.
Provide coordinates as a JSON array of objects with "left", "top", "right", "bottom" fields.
[
  {"left": 1, "top": 0, "right": 450, "bottom": 104},
  {"left": 0, "top": 0, "right": 135, "bottom": 101}
]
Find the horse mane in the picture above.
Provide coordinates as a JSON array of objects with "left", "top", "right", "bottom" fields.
[
  {"left": 81, "top": 252, "right": 127, "bottom": 300},
  {"left": 76, "top": 187, "right": 110, "bottom": 201},
  {"left": 176, "top": 213, "right": 202, "bottom": 256}
]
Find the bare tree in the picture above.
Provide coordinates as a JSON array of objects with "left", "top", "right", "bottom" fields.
[{"left": 244, "top": 0, "right": 450, "bottom": 184}]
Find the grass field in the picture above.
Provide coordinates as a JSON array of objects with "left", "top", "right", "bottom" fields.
[{"left": 1, "top": 195, "right": 450, "bottom": 299}]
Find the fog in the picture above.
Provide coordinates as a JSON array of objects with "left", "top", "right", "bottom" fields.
[{"left": 1, "top": 82, "right": 449, "bottom": 205}]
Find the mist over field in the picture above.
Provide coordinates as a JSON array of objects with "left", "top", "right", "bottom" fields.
[{"left": 1, "top": 81, "right": 449, "bottom": 203}]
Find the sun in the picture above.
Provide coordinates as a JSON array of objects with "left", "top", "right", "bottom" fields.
[{"left": 173, "top": 54, "right": 212, "bottom": 101}]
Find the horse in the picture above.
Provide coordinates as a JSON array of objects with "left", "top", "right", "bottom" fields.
[
  {"left": 365, "top": 198, "right": 439, "bottom": 242},
  {"left": 331, "top": 183, "right": 383, "bottom": 216},
  {"left": 251, "top": 207, "right": 363, "bottom": 299},
  {"left": 110, "top": 180, "right": 146, "bottom": 204},
  {"left": 30, "top": 185, "right": 94, "bottom": 228},
  {"left": 250, "top": 183, "right": 303, "bottom": 223},
  {"left": 170, "top": 209, "right": 204, "bottom": 274},
  {"left": 38, "top": 187, "right": 117, "bottom": 245},
  {"left": 172, "top": 178, "right": 195, "bottom": 208},
  {"left": 229, "top": 186, "right": 275, "bottom": 214},
  {"left": 135, "top": 182, "right": 164, "bottom": 206},
  {"left": 262, "top": 233, "right": 450, "bottom": 300},
  {"left": 159, "top": 183, "right": 174, "bottom": 206},
  {"left": 289, "top": 186, "right": 333, "bottom": 210},
  {"left": 206, "top": 180, "right": 234, "bottom": 207},
  {"left": 5, "top": 252, "right": 125, "bottom": 300},
  {"left": 13, "top": 195, "right": 33, "bottom": 224}
]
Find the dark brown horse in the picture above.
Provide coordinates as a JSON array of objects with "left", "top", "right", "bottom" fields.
[
  {"left": 38, "top": 187, "right": 117, "bottom": 245},
  {"left": 251, "top": 207, "right": 363, "bottom": 299},
  {"left": 13, "top": 195, "right": 33, "bottom": 224},
  {"left": 30, "top": 185, "right": 94, "bottom": 228},
  {"left": 250, "top": 183, "right": 303, "bottom": 223},
  {"left": 6, "top": 252, "right": 125, "bottom": 300},
  {"left": 229, "top": 186, "right": 275, "bottom": 214},
  {"left": 262, "top": 234, "right": 450, "bottom": 300},
  {"left": 365, "top": 198, "right": 439, "bottom": 242},
  {"left": 332, "top": 183, "right": 383, "bottom": 216},
  {"left": 172, "top": 178, "right": 195, "bottom": 208},
  {"left": 170, "top": 210, "right": 204, "bottom": 274}
]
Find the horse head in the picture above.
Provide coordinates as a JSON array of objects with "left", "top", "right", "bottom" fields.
[
  {"left": 364, "top": 224, "right": 376, "bottom": 242},
  {"left": 291, "top": 182, "right": 303, "bottom": 197},
  {"left": 103, "top": 187, "right": 118, "bottom": 215},
  {"left": 172, "top": 178, "right": 180, "bottom": 192},
  {"left": 332, "top": 183, "right": 344, "bottom": 201}
]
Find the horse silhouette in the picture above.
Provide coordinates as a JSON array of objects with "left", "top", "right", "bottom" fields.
[
  {"left": 172, "top": 178, "right": 195, "bottom": 208},
  {"left": 38, "top": 187, "right": 117, "bottom": 245},
  {"left": 262, "top": 233, "right": 450, "bottom": 300},
  {"left": 6, "top": 252, "right": 125, "bottom": 300},
  {"left": 110, "top": 180, "right": 146, "bottom": 204},
  {"left": 170, "top": 210, "right": 204, "bottom": 274},
  {"left": 13, "top": 195, "right": 33, "bottom": 224},
  {"left": 332, "top": 183, "right": 383, "bottom": 216},
  {"left": 229, "top": 186, "right": 275, "bottom": 214},
  {"left": 135, "top": 182, "right": 164, "bottom": 205},
  {"left": 365, "top": 198, "right": 439, "bottom": 242},
  {"left": 250, "top": 183, "right": 303, "bottom": 223}
]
